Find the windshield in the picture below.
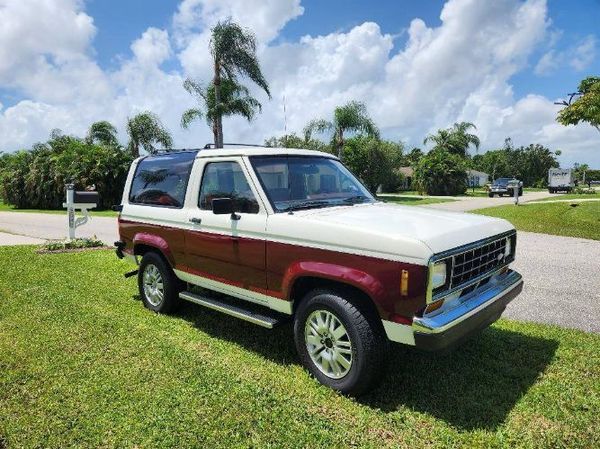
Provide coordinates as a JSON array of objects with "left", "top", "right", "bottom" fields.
[
  {"left": 250, "top": 155, "right": 375, "bottom": 212},
  {"left": 493, "top": 178, "right": 512, "bottom": 186}
]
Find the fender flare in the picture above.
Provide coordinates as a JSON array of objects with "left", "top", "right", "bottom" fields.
[
  {"left": 282, "top": 261, "right": 385, "bottom": 303},
  {"left": 132, "top": 232, "right": 174, "bottom": 266}
]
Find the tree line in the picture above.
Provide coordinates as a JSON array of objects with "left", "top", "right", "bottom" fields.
[{"left": 0, "top": 19, "right": 598, "bottom": 208}]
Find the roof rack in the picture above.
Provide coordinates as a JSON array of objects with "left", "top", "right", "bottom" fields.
[{"left": 203, "top": 143, "right": 268, "bottom": 149}]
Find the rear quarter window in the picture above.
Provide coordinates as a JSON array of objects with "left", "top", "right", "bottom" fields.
[{"left": 129, "top": 152, "right": 196, "bottom": 208}]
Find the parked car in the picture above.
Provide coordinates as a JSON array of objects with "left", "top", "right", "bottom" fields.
[
  {"left": 488, "top": 177, "right": 523, "bottom": 197},
  {"left": 115, "top": 146, "right": 523, "bottom": 394},
  {"left": 548, "top": 168, "right": 575, "bottom": 193}
]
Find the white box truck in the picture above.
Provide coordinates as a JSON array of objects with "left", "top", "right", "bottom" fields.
[{"left": 548, "top": 168, "right": 575, "bottom": 193}]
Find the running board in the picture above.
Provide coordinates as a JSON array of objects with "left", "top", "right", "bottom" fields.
[{"left": 179, "top": 291, "right": 284, "bottom": 329}]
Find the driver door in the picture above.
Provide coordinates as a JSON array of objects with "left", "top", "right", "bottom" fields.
[{"left": 183, "top": 158, "right": 268, "bottom": 297}]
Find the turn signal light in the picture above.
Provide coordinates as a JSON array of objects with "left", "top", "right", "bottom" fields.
[
  {"left": 400, "top": 270, "right": 409, "bottom": 296},
  {"left": 424, "top": 299, "right": 445, "bottom": 315}
]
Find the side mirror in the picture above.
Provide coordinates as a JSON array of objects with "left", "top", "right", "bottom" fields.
[{"left": 212, "top": 197, "right": 233, "bottom": 215}]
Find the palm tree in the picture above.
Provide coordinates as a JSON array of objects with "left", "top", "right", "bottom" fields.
[
  {"left": 86, "top": 121, "right": 119, "bottom": 147},
  {"left": 126, "top": 112, "right": 173, "bottom": 157},
  {"left": 209, "top": 19, "right": 271, "bottom": 147},
  {"left": 303, "top": 101, "right": 379, "bottom": 159},
  {"left": 424, "top": 121, "right": 480, "bottom": 156},
  {"left": 181, "top": 78, "right": 262, "bottom": 144}
]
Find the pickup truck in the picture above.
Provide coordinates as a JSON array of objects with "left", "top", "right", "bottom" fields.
[
  {"left": 488, "top": 178, "right": 523, "bottom": 197},
  {"left": 115, "top": 146, "right": 523, "bottom": 394}
]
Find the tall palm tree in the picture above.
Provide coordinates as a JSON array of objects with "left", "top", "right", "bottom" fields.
[
  {"left": 181, "top": 78, "right": 262, "bottom": 144},
  {"left": 303, "top": 101, "right": 379, "bottom": 159},
  {"left": 209, "top": 19, "right": 271, "bottom": 147},
  {"left": 86, "top": 121, "right": 119, "bottom": 147},
  {"left": 424, "top": 121, "right": 480, "bottom": 156},
  {"left": 126, "top": 112, "right": 173, "bottom": 157}
]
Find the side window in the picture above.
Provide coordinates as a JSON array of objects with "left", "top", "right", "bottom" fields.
[
  {"left": 129, "top": 152, "right": 196, "bottom": 208},
  {"left": 199, "top": 161, "right": 259, "bottom": 214}
]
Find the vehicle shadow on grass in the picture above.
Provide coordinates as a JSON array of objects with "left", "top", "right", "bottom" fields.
[{"left": 174, "top": 300, "right": 557, "bottom": 431}]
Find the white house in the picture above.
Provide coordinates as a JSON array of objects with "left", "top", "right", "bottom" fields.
[{"left": 467, "top": 170, "right": 489, "bottom": 187}]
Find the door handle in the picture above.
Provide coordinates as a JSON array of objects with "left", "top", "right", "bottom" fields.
[{"left": 189, "top": 217, "right": 202, "bottom": 224}]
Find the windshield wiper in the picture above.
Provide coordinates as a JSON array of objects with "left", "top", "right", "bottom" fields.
[
  {"left": 282, "top": 200, "right": 331, "bottom": 212},
  {"left": 340, "top": 195, "right": 371, "bottom": 204}
]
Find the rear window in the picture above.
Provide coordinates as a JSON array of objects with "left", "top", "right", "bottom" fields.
[{"left": 129, "top": 152, "right": 196, "bottom": 208}]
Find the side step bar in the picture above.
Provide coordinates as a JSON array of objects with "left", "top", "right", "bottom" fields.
[{"left": 179, "top": 291, "right": 284, "bottom": 329}]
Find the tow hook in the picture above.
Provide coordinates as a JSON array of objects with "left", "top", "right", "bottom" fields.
[{"left": 124, "top": 269, "right": 138, "bottom": 279}]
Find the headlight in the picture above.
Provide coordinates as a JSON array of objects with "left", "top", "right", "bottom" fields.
[
  {"left": 504, "top": 237, "right": 512, "bottom": 257},
  {"left": 431, "top": 261, "right": 447, "bottom": 289}
]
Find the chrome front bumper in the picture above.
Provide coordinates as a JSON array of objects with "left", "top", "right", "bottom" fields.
[{"left": 382, "top": 269, "right": 523, "bottom": 350}]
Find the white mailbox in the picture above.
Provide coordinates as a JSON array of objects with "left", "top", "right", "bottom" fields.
[{"left": 63, "top": 183, "right": 99, "bottom": 240}]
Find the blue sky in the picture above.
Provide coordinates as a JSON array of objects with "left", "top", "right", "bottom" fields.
[{"left": 0, "top": 0, "right": 598, "bottom": 166}]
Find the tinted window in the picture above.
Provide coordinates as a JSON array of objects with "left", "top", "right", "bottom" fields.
[
  {"left": 250, "top": 156, "right": 374, "bottom": 212},
  {"left": 129, "top": 152, "right": 196, "bottom": 208},
  {"left": 199, "top": 161, "right": 259, "bottom": 214}
]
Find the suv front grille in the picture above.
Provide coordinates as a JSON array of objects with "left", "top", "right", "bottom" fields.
[
  {"left": 451, "top": 237, "right": 509, "bottom": 288},
  {"left": 432, "top": 231, "right": 516, "bottom": 297}
]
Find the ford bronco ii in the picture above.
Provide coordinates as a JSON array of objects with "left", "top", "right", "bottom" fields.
[{"left": 115, "top": 146, "right": 523, "bottom": 394}]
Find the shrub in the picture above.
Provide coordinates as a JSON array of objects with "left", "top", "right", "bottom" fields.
[
  {"left": 41, "top": 237, "right": 105, "bottom": 252},
  {"left": 414, "top": 150, "right": 468, "bottom": 196},
  {"left": 342, "top": 136, "right": 404, "bottom": 193},
  {"left": 573, "top": 187, "right": 597, "bottom": 195},
  {"left": 0, "top": 134, "right": 133, "bottom": 210}
]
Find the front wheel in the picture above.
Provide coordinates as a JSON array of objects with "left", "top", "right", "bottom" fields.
[
  {"left": 294, "top": 289, "right": 386, "bottom": 395},
  {"left": 138, "top": 252, "right": 181, "bottom": 313}
]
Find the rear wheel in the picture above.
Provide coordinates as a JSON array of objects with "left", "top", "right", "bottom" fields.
[
  {"left": 294, "top": 289, "right": 386, "bottom": 395},
  {"left": 138, "top": 252, "right": 181, "bottom": 313}
]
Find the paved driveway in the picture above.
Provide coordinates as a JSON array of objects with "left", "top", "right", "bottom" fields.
[
  {"left": 0, "top": 210, "right": 598, "bottom": 333},
  {"left": 422, "top": 190, "right": 554, "bottom": 212}
]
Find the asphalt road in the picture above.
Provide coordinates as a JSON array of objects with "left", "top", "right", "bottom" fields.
[
  {"left": 0, "top": 209, "right": 598, "bottom": 333},
  {"left": 424, "top": 190, "right": 555, "bottom": 211}
]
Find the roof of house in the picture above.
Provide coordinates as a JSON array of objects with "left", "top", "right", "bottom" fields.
[
  {"left": 467, "top": 169, "right": 489, "bottom": 177},
  {"left": 398, "top": 166, "right": 414, "bottom": 176}
]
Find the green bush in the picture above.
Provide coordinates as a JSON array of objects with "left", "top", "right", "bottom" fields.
[
  {"left": 414, "top": 150, "right": 468, "bottom": 196},
  {"left": 41, "top": 237, "right": 105, "bottom": 252},
  {"left": 573, "top": 187, "right": 597, "bottom": 195},
  {"left": 342, "top": 136, "right": 404, "bottom": 193},
  {"left": 0, "top": 133, "right": 133, "bottom": 210}
]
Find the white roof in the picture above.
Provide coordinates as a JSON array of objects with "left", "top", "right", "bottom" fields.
[{"left": 195, "top": 147, "right": 337, "bottom": 159}]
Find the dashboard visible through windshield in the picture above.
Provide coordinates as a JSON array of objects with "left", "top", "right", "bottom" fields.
[{"left": 250, "top": 155, "right": 375, "bottom": 212}]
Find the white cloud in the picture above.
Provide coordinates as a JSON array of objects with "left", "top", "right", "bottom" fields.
[
  {"left": 570, "top": 35, "right": 596, "bottom": 71},
  {"left": 535, "top": 34, "right": 597, "bottom": 75},
  {"left": 0, "top": 0, "right": 598, "bottom": 167}
]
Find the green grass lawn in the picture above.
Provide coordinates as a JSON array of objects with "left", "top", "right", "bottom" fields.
[
  {"left": 1, "top": 246, "right": 599, "bottom": 448},
  {"left": 535, "top": 193, "right": 598, "bottom": 202},
  {"left": 473, "top": 201, "right": 600, "bottom": 240},
  {"left": 380, "top": 195, "right": 456, "bottom": 206},
  {"left": 0, "top": 199, "right": 117, "bottom": 217}
]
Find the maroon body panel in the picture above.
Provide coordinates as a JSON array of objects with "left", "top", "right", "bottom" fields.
[
  {"left": 118, "top": 219, "right": 427, "bottom": 319},
  {"left": 266, "top": 241, "right": 427, "bottom": 319},
  {"left": 184, "top": 229, "right": 267, "bottom": 292}
]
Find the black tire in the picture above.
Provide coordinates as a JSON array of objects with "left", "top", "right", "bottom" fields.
[
  {"left": 488, "top": 193, "right": 494, "bottom": 198},
  {"left": 138, "top": 251, "right": 182, "bottom": 313},
  {"left": 293, "top": 288, "right": 387, "bottom": 395}
]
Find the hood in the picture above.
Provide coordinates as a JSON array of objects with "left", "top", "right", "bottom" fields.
[{"left": 294, "top": 202, "right": 513, "bottom": 255}]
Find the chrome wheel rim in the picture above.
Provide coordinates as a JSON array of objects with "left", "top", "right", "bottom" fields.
[
  {"left": 305, "top": 309, "right": 353, "bottom": 379},
  {"left": 143, "top": 264, "right": 164, "bottom": 307}
]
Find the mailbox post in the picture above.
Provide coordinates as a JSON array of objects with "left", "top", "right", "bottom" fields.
[{"left": 63, "top": 184, "right": 99, "bottom": 240}]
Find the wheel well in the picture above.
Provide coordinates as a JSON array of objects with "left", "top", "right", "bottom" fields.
[
  {"left": 134, "top": 244, "right": 171, "bottom": 266},
  {"left": 290, "top": 276, "right": 382, "bottom": 321}
]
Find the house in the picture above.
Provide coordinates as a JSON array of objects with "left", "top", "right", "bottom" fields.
[
  {"left": 467, "top": 169, "right": 489, "bottom": 187},
  {"left": 398, "top": 166, "right": 414, "bottom": 190}
]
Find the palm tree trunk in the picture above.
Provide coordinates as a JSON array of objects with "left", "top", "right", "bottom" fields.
[
  {"left": 336, "top": 129, "right": 344, "bottom": 160},
  {"left": 131, "top": 141, "right": 140, "bottom": 158},
  {"left": 213, "top": 62, "right": 224, "bottom": 148}
]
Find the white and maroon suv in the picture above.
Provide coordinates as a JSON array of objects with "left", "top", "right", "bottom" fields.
[{"left": 115, "top": 146, "right": 523, "bottom": 394}]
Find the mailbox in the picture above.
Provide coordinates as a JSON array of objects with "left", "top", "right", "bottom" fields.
[
  {"left": 73, "top": 191, "right": 100, "bottom": 205},
  {"left": 63, "top": 184, "right": 98, "bottom": 240}
]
